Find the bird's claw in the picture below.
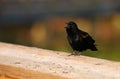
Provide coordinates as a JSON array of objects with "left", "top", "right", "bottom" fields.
[{"left": 68, "top": 52, "right": 81, "bottom": 56}]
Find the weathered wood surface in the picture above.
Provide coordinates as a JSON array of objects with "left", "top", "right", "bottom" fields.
[{"left": 0, "top": 42, "right": 120, "bottom": 79}]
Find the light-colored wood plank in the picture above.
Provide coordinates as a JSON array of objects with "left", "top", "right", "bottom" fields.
[{"left": 0, "top": 42, "right": 120, "bottom": 79}]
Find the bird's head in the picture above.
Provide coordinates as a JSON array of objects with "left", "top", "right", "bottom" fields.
[{"left": 65, "top": 21, "right": 78, "bottom": 32}]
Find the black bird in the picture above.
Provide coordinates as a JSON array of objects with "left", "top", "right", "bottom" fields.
[{"left": 65, "top": 21, "right": 97, "bottom": 55}]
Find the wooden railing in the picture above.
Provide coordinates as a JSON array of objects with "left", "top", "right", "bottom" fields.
[{"left": 0, "top": 42, "right": 120, "bottom": 79}]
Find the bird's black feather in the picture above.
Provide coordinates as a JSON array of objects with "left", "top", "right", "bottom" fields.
[{"left": 65, "top": 21, "right": 97, "bottom": 54}]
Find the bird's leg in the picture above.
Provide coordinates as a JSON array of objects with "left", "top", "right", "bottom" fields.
[
  {"left": 72, "top": 51, "right": 80, "bottom": 56},
  {"left": 74, "top": 51, "right": 81, "bottom": 56},
  {"left": 71, "top": 51, "right": 76, "bottom": 55},
  {"left": 77, "top": 52, "right": 82, "bottom": 55},
  {"left": 74, "top": 51, "right": 78, "bottom": 55},
  {"left": 68, "top": 51, "right": 82, "bottom": 56}
]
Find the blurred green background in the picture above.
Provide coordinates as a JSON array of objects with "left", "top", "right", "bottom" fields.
[{"left": 0, "top": 0, "right": 120, "bottom": 61}]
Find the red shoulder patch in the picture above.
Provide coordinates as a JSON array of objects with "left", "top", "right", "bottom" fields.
[{"left": 80, "top": 34, "right": 88, "bottom": 38}]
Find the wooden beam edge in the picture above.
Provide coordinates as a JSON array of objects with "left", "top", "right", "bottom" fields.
[{"left": 0, "top": 64, "right": 69, "bottom": 79}]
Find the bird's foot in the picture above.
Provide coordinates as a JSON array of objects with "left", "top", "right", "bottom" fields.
[
  {"left": 68, "top": 53, "right": 74, "bottom": 56},
  {"left": 68, "top": 51, "right": 82, "bottom": 56}
]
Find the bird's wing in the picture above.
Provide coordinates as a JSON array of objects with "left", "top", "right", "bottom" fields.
[
  {"left": 80, "top": 33, "right": 88, "bottom": 38},
  {"left": 80, "top": 32, "right": 95, "bottom": 43}
]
